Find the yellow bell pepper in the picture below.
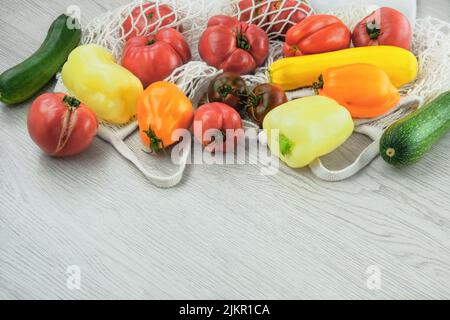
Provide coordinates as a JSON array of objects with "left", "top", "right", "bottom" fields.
[
  {"left": 269, "top": 46, "right": 418, "bottom": 91},
  {"left": 62, "top": 44, "right": 143, "bottom": 124},
  {"left": 263, "top": 96, "right": 354, "bottom": 168}
]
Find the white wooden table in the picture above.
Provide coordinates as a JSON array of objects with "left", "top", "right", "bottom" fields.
[{"left": 0, "top": 0, "right": 449, "bottom": 299}]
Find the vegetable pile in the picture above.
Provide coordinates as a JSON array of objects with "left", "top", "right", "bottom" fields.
[{"left": 0, "top": 1, "right": 448, "bottom": 176}]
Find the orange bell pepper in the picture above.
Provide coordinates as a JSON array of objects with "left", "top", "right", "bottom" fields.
[
  {"left": 137, "top": 81, "right": 194, "bottom": 152},
  {"left": 314, "top": 63, "right": 400, "bottom": 119}
]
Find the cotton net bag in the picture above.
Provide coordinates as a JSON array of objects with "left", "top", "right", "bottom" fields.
[{"left": 55, "top": 0, "right": 450, "bottom": 187}]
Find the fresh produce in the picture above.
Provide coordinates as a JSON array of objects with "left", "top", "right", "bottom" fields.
[
  {"left": 193, "top": 102, "right": 243, "bottom": 153},
  {"left": 237, "top": 0, "right": 311, "bottom": 36},
  {"left": 0, "top": 14, "right": 81, "bottom": 105},
  {"left": 270, "top": 46, "right": 418, "bottom": 91},
  {"left": 380, "top": 91, "right": 450, "bottom": 166},
  {"left": 199, "top": 15, "right": 269, "bottom": 75},
  {"left": 61, "top": 44, "right": 143, "bottom": 124},
  {"left": 315, "top": 64, "right": 400, "bottom": 119},
  {"left": 284, "top": 14, "right": 351, "bottom": 57},
  {"left": 122, "top": 2, "right": 176, "bottom": 41},
  {"left": 352, "top": 7, "right": 412, "bottom": 50},
  {"left": 263, "top": 96, "right": 354, "bottom": 168},
  {"left": 207, "top": 72, "right": 247, "bottom": 112},
  {"left": 122, "top": 28, "right": 191, "bottom": 88},
  {"left": 246, "top": 83, "right": 288, "bottom": 127},
  {"left": 238, "top": 0, "right": 269, "bottom": 26},
  {"left": 27, "top": 93, "right": 97, "bottom": 157},
  {"left": 138, "top": 81, "right": 194, "bottom": 152},
  {"left": 267, "top": 0, "right": 311, "bottom": 35}
]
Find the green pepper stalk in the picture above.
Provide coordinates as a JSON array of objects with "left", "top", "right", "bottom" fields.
[{"left": 144, "top": 127, "right": 164, "bottom": 153}]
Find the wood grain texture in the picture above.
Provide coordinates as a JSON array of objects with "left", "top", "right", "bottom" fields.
[{"left": 1, "top": 0, "right": 450, "bottom": 300}]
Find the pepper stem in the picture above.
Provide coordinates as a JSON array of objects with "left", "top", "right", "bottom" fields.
[
  {"left": 279, "top": 134, "right": 294, "bottom": 157},
  {"left": 147, "top": 39, "right": 156, "bottom": 46},
  {"left": 63, "top": 95, "right": 81, "bottom": 111},
  {"left": 144, "top": 127, "right": 164, "bottom": 153},
  {"left": 366, "top": 20, "right": 381, "bottom": 40},
  {"left": 312, "top": 75, "right": 324, "bottom": 94}
]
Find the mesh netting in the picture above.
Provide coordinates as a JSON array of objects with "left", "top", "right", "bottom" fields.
[{"left": 54, "top": 0, "right": 450, "bottom": 186}]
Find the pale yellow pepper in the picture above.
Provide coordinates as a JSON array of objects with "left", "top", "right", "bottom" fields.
[
  {"left": 263, "top": 96, "right": 354, "bottom": 168},
  {"left": 62, "top": 44, "right": 143, "bottom": 124}
]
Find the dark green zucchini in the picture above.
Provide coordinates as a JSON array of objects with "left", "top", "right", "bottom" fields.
[
  {"left": 0, "top": 14, "right": 81, "bottom": 105},
  {"left": 380, "top": 91, "right": 450, "bottom": 166}
]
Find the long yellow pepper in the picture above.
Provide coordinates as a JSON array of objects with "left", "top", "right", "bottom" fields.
[{"left": 269, "top": 46, "right": 418, "bottom": 91}]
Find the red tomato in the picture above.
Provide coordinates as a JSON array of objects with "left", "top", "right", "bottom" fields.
[
  {"left": 193, "top": 102, "right": 243, "bottom": 153},
  {"left": 283, "top": 14, "right": 351, "bottom": 57},
  {"left": 267, "top": 0, "right": 312, "bottom": 36},
  {"left": 352, "top": 7, "right": 412, "bottom": 50},
  {"left": 199, "top": 15, "right": 269, "bottom": 75},
  {"left": 121, "top": 28, "right": 191, "bottom": 88},
  {"left": 246, "top": 83, "right": 288, "bottom": 127},
  {"left": 207, "top": 72, "right": 248, "bottom": 112},
  {"left": 27, "top": 93, "right": 98, "bottom": 157},
  {"left": 122, "top": 3, "right": 176, "bottom": 41},
  {"left": 237, "top": 0, "right": 270, "bottom": 26}
]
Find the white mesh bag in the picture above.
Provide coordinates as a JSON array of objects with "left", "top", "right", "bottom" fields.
[{"left": 55, "top": 0, "right": 450, "bottom": 187}]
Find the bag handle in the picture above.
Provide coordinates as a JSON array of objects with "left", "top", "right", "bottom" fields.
[
  {"left": 97, "top": 125, "right": 190, "bottom": 189},
  {"left": 309, "top": 96, "right": 423, "bottom": 181}
]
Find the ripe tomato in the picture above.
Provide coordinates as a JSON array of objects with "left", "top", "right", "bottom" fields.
[
  {"left": 352, "top": 7, "right": 412, "bottom": 50},
  {"left": 193, "top": 102, "right": 243, "bottom": 153},
  {"left": 207, "top": 72, "right": 248, "bottom": 112},
  {"left": 199, "top": 15, "right": 269, "bottom": 75},
  {"left": 267, "top": 0, "right": 312, "bottom": 36},
  {"left": 121, "top": 28, "right": 191, "bottom": 88},
  {"left": 27, "top": 93, "right": 98, "bottom": 157},
  {"left": 122, "top": 3, "right": 176, "bottom": 41},
  {"left": 283, "top": 14, "right": 351, "bottom": 57},
  {"left": 246, "top": 83, "right": 288, "bottom": 127},
  {"left": 237, "top": 0, "right": 270, "bottom": 26}
]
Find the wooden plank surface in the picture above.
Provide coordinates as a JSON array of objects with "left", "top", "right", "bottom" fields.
[{"left": 0, "top": 0, "right": 449, "bottom": 299}]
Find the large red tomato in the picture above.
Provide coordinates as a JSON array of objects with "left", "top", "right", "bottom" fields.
[
  {"left": 199, "top": 15, "right": 269, "bottom": 75},
  {"left": 28, "top": 93, "right": 98, "bottom": 157},
  {"left": 121, "top": 28, "right": 191, "bottom": 88},
  {"left": 122, "top": 3, "right": 176, "bottom": 41},
  {"left": 267, "top": 0, "right": 312, "bottom": 35},
  {"left": 283, "top": 14, "right": 351, "bottom": 57},
  {"left": 352, "top": 7, "right": 412, "bottom": 50}
]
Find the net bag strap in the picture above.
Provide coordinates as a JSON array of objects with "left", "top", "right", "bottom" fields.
[
  {"left": 98, "top": 125, "right": 189, "bottom": 189},
  {"left": 309, "top": 95, "right": 423, "bottom": 181}
]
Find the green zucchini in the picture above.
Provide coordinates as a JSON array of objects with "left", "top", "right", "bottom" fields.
[
  {"left": 0, "top": 14, "right": 81, "bottom": 105},
  {"left": 380, "top": 91, "right": 450, "bottom": 166}
]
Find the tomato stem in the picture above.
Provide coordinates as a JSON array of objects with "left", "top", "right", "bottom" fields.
[
  {"left": 63, "top": 95, "right": 81, "bottom": 111},
  {"left": 147, "top": 39, "right": 156, "bottom": 46},
  {"left": 144, "top": 127, "right": 164, "bottom": 153},
  {"left": 366, "top": 20, "right": 381, "bottom": 40},
  {"left": 218, "top": 84, "right": 233, "bottom": 98},
  {"left": 235, "top": 30, "right": 251, "bottom": 51},
  {"left": 246, "top": 93, "right": 261, "bottom": 108}
]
